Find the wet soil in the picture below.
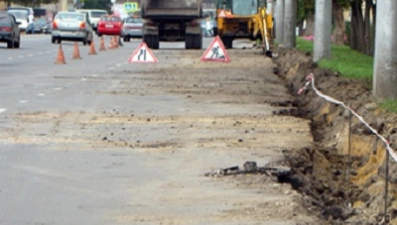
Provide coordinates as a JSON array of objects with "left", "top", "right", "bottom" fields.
[{"left": 274, "top": 48, "right": 397, "bottom": 225}]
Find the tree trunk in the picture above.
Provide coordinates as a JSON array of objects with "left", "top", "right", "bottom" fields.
[
  {"left": 350, "top": 0, "right": 366, "bottom": 53},
  {"left": 372, "top": 0, "right": 376, "bottom": 42},
  {"left": 350, "top": 1, "right": 358, "bottom": 49},
  {"left": 304, "top": 13, "right": 314, "bottom": 36},
  {"left": 364, "top": 0, "right": 372, "bottom": 55},
  {"left": 332, "top": 2, "right": 345, "bottom": 45},
  {"left": 367, "top": 0, "right": 376, "bottom": 56}
]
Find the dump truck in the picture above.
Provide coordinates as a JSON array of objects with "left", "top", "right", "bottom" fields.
[{"left": 141, "top": 0, "right": 203, "bottom": 49}]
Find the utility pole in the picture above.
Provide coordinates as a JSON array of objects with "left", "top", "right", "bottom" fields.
[
  {"left": 283, "top": 0, "right": 297, "bottom": 48},
  {"left": 313, "top": 0, "right": 332, "bottom": 62},
  {"left": 373, "top": 1, "right": 397, "bottom": 99},
  {"left": 275, "top": 0, "right": 284, "bottom": 44}
]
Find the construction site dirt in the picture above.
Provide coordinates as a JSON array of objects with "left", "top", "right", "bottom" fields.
[
  {"left": 4, "top": 40, "right": 395, "bottom": 224},
  {"left": 274, "top": 48, "right": 397, "bottom": 225}
]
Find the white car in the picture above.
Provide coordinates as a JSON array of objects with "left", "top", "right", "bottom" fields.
[
  {"left": 7, "top": 9, "right": 29, "bottom": 31},
  {"left": 76, "top": 9, "right": 107, "bottom": 33}
]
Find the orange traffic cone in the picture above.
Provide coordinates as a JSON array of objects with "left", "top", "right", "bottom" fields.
[
  {"left": 55, "top": 44, "right": 66, "bottom": 64},
  {"left": 88, "top": 39, "right": 97, "bottom": 55},
  {"left": 72, "top": 42, "right": 82, "bottom": 59},
  {"left": 99, "top": 36, "right": 106, "bottom": 51}
]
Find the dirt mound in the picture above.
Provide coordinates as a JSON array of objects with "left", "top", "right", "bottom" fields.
[{"left": 273, "top": 48, "right": 397, "bottom": 224}]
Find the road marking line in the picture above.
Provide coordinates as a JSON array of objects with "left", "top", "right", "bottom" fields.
[
  {"left": 92, "top": 74, "right": 98, "bottom": 77},
  {"left": 109, "top": 67, "right": 115, "bottom": 70},
  {"left": 19, "top": 100, "right": 28, "bottom": 104},
  {"left": 81, "top": 78, "right": 87, "bottom": 81},
  {"left": 19, "top": 55, "right": 24, "bottom": 58},
  {"left": 116, "top": 63, "right": 122, "bottom": 67},
  {"left": 38, "top": 93, "right": 45, "bottom": 97},
  {"left": 54, "top": 87, "right": 62, "bottom": 90},
  {"left": 0, "top": 109, "right": 7, "bottom": 114}
]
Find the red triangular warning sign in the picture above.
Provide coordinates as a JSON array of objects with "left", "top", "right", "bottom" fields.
[
  {"left": 128, "top": 42, "right": 158, "bottom": 63},
  {"left": 218, "top": 9, "right": 226, "bottom": 18},
  {"left": 201, "top": 36, "right": 230, "bottom": 62}
]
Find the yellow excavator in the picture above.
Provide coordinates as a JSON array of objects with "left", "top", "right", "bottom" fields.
[{"left": 214, "top": 0, "right": 273, "bottom": 56}]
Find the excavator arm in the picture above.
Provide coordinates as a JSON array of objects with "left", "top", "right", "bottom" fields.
[{"left": 250, "top": 7, "right": 273, "bottom": 55}]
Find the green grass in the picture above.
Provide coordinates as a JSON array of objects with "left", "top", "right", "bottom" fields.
[
  {"left": 295, "top": 37, "right": 397, "bottom": 113},
  {"left": 379, "top": 99, "right": 397, "bottom": 113},
  {"left": 296, "top": 37, "right": 373, "bottom": 80}
]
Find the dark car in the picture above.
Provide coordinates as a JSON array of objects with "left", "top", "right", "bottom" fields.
[
  {"left": 0, "top": 11, "right": 21, "bottom": 48},
  {"left": 26, "top": 17, "right": 51, "bottom": 34}
]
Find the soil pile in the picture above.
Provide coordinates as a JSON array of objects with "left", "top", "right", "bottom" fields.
[{"left": 273, "top": 48, "right": 397, "bottom": 224}]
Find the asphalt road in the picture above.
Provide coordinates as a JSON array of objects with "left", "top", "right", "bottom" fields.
[
  {"left": 0, "top": 34, "right": 316, "bottom": 225},
  {"left": 0, "top": 34, "right": 193, "bottom": 225}
]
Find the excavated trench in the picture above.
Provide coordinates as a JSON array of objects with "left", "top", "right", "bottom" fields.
[{"left": 272, "top": 48, "right": 397, "bottom": 225}]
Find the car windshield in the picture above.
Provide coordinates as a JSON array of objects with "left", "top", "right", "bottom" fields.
[
  {"left": 232, "top": 0, "right": 257, "bottom": 15},
  {"left": 0, "top": 14, "right": 10, "bottom": 26},
  {"left": 217, "top": 0, "right": 258, "bottom": 15},
  {"left": 57, "top": 13, "right": 84, "bottom": 22},
  {"left": 125, "top": 17, "right": 142, "bottom": 23},
  {"left": 8, "top": 10, "right": 28, "bottom": 19},
  {"left": 91, "top": 11, "right": 107, "bottom": 18}
]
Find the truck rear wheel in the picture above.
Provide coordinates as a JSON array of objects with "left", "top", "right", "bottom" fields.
[
  {"left": 151, "top": 35, "right": 159, "bottom": 49},
  {"left": 221, "top": 37, "right": 233, "bottom": 49},
  {"left": 144, "top": 35, "right": 159, "bottom": 49},
  {"left": 185, "top": 34, "right": 194, "bottom": 49},
  {"left": 193, "top": 34, "right": 202, "bottom": 49}
]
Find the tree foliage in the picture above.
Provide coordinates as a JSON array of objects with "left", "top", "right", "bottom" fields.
[
  {"left": 297, "top": 0, "right": 349, "bottom": 23},
  {"left": 297, "top": 0, "right": 314, "bottom": 24},
  {"left": 334, "top": 0, "right": 350, "bottom": 9},
  {"left": 81, "top": 0, "right": 112, "bottom": 12},
  {"left": 1, "top": 0, "right": 58, "bottom": 7}
]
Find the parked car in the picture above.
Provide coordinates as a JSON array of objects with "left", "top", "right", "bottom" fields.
[
  {"left": 122, "top": 16, "right": 143, "bottom": 42},
  {"left": 7, "top": 6, "right": 33, "bottom": 17},
  {"left": 26, "top": 17, "right": 51, "bottom": 34},
  {"left": 76, "top": 9, "right": 107, "bottom": 33},
  {"left": 7, "top": 9, "right": 29, "bottom": 31},
  {"left": 0, "top": 11, "right": 21, "bottom": 48},
  {"left": 51, "top": 11, "right": 93, "bottom": 45},
  {"left": 97, "top": 15, "right": 123, "bottom": 36}
]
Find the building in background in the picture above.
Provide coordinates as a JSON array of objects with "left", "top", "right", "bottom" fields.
[{"left": 1, "top": 0, "right": 217, "bottom": 12}]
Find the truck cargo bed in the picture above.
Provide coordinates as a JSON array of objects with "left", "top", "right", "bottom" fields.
[
  {"left": 143, "top": 8, "right": 201, "bottom": 18},
  {"left": 142, "top": 0, "right": 202, "bottom": 18},
  {"left": 147, "top": 0, "right": 199, "bottom": 8}
]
